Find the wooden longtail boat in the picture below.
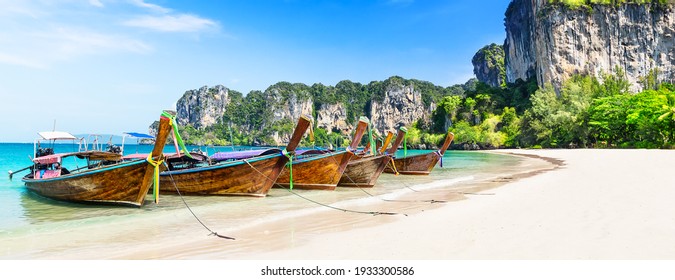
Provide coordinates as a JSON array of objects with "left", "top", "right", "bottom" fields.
[
  {"left": 21, "top": 111, "right": 173, "bottom": 207},
  {"left": 158, "top": 115, "right": 311, "bottom": 196},
  {"left": 338, "top": 129, "right": 399, "bottom": 188},
  {"left": 383, "top": 130, "right": 455, "bottom": 175},
  {"left": 275, "top": 118, "right": 369, "bottom": 190}
]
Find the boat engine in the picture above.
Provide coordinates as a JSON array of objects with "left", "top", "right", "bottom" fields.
[
  {"left": 36, "top": 147, "right": 54, "bottom": 158},
  {"left": 106, "top": 144, "right": 122, "bottom": 154}
]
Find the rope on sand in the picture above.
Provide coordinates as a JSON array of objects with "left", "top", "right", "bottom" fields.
[
  {"left": 339, "top": 156, "right": 454, "bottom": 204},
  {"left": 164, "top": 163, "right": 235, "bottom": 240},
  {"left": 242, "top": 158, "right": 405, "bottom": 217}
]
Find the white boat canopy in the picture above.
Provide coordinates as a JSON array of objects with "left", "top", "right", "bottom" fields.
[{"left": 38, "top": 131, "right": 78, "bottom": 140}]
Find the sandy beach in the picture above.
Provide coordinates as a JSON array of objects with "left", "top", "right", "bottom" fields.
[
  {"left": 249, "top": 148, "right": 675, "bottom": 260},
  {"left": 3, "top": 149, "right": 675, "bottom": 263},
  {"left": 244, "top": 149, "right": 675, "bottom": 260}
]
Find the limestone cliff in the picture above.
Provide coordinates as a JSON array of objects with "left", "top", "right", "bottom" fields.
[
  {"left": 316, "top": 103, "right": 350, "bottom": 133},
  {"left": 505, "top": 0, "right": 675, "bottom": 91},
  {"left": 264, "top": 82, "right": 313, "bottom": 123},
  {"left": 472, "top": 43, "right": 506, "bottom": 87},
  {"left": 175, "top": 85, "right": 230, "bottom": 128},
  {"left": 370, "top": 81, "right": 431, "bottom": 134},
  {"left": 167, "top": 77, "right": 436, "bottom": 146},
  {"left": 263, "top": 82, "right": 314, "bottom": 144}
]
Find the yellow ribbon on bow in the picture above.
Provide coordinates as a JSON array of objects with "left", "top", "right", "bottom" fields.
[
  {"left": 389, "top": 157, "right": 399, "bottom": 176},
  {"left": 146, "top": 153, "right": 164, "bottom": 204}
]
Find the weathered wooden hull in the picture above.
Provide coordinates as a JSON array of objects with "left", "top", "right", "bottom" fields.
[
  {"left": 275, "top": 151, "right": 352, "bottom": 190},
  {"left": 338, "top": 154, "right": 390, "bottom": 188},
  {"left": 22, "top": 111, "right": 173, "bottom": 207},
  {"left": 159, "top": 154, "right": 287, "bottom": 197},
  {"left": 383, "top": 152, "right": 441, "bottom": 175},
  {"left": 23, "top": 159, "right": 157, "bottom": 207}
]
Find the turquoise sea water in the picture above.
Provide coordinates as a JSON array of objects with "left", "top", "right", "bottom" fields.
[
  {"left": 0, "top": 142, "right": 523, "bottom": 257},
  {"left": 0, "top": 143, "right": 241, "bottom": 231}
]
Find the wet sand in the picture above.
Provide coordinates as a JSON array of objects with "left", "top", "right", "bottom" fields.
[
  {"left": 6, "top": 149, "right": 675, "bottom": 261},
  {"left": 0, "top": 150, "right": 551, "bottom": 260}
]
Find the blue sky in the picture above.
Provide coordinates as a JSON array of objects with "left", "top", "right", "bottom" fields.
[{"left": 0, "top": 0, "right": 510, "bottom": 143}]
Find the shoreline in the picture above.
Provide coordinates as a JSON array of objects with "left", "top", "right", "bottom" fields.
[
  {"left": 244, "top": 149, "right": 675, "bottom": 259},
  {"left": 0, "top": 150, "right": 549, "bottom": 259},
  {"left": 121, "top": 150, "right": 559, "bottom": 259},
  {"left": 5, "top": 149, "right": 675, "bottom": 260}
]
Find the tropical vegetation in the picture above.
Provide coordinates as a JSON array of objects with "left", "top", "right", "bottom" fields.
[{"left": 174, "top": 67, "right": 675, "bottom": 150}]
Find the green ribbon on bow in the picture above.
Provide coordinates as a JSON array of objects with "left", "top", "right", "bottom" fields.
[
  {"left": 400, "top": 127, "right": 408, "bottom": 158},
  {"left": 282, "top": 149, "right": 293, "bottom": 190},
  {"left": 161, "top": 111, "right": 193, "bottom": 159},
  {"left": 146, "top": 153, "right": 164, "bottom": 204}
]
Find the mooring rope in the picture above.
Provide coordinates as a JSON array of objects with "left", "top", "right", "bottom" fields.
[
  {"left": 343, "top": 154, "right": 494, "bottom": 202},
  {"left": 241, "top": 156, "right": 405, "bottom": 216},
  {"left": 401, "top": 181, "right": 496, "bottom": 196},
  {"left": 328, "top": 149, "right": 456, "bottom": 204},
  {"left": 163, "top": 162, "right": 235, "bottom": 240}
]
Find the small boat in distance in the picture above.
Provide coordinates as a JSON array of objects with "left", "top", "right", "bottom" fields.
[
  {"left": 275, "top": 117, "right": 369, "bottom": 190},
  {"left": 157, "top": 115, "right": 312, "bottom": 196},
  {"left": 384, "top": 130, "right": 455, "bottom": 175},
  {"left": 19, "top": 111, "right": 174, "bottom": 207}
]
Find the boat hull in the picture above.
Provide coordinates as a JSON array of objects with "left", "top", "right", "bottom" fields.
[
  {"left": 383, "top": 152, "right": 441, "bottom": 175},
  {"left": 159, "top": 154, "right": 287, "bottom": 196},
  {"left": 275, "top": 151, "right": 352, "bottom": 190},
  {"left": 338, "top": 154, "right": 390, "bottom": 188},
  {"left": 23, "top": 159, "right": 156, "bottom": 207}
]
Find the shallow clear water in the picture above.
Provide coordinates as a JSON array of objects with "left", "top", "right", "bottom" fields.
[
  {"left": 0, "top": 143, "right": 244, "bottom": 231},
  {"left": 0, "top": 142, "right": 526, "bottom": 258}
]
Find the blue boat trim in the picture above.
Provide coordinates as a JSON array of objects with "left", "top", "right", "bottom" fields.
[{"left": 21, "top": 159, "right": 146, "bottom": 183}]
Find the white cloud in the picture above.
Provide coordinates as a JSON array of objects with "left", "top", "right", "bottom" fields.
[
  {"left": 0, "top": 0, "right": 218, "bottom": 69},
  {"left": 89, "top": 0, "right": 104, "bottom": 8},
  {"left": 0, "top": 1, "right": 45, "bottom": 18},
  {"left": 44, "top": 27, "right": 153, "bottom": 56},
  {"left": 0, "top": 52, "right": 47, "bottom": 69},
  {"left": 0, "top": 26, "right": 153, "bottom": 69},
  {"left": 128, "top": 0, "right": 171, "bottom": 14},
  {"left": 122, "top": 14, "right": 218, "bottom": 33}
]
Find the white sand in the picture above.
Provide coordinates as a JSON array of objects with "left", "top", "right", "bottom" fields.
[
  {"left": 4, "top": 149, "right": 675, "bottom": 262},
  {"left": 247, "top": 149, "right": 675, "bottom": 259}
]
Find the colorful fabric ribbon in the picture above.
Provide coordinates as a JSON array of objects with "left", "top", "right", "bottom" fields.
[
  {"left": 281, "top": 149, "right": 293, "bottom": 190},
  {"left": 389, "top": 157, "right": 399, "bottom": 175},
  {"left": 309, "top": 123, "right": 315, "bottom": 143},
  {"left": 400, "top": 127, "right": 408, "bottom": 158},
  {"left": 146, "top": 153, "right": 164, "bottom": 204},
  {"left": 161, "top": 111, "right": 193, "bottom": 159}
]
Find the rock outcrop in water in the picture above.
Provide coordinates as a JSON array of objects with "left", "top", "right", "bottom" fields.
[{"left": 505, "top": 0, "right": 675, "bottom": 92}]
